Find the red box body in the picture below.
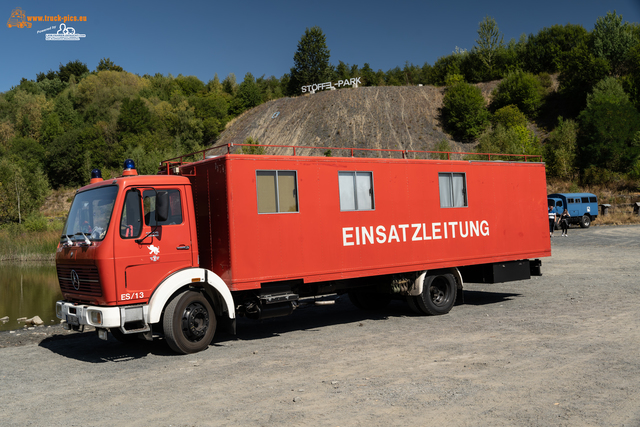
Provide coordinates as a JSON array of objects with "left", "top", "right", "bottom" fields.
[{"left": 185, "top": 155, "right": 550, "bottom": 292}]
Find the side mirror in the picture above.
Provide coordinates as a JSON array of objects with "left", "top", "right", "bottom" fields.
[{"left": 156, "top": 191, "right": 169, "bottom": 223}]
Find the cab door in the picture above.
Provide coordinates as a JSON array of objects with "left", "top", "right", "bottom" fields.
[
  {"left": 568, "top": 198, "right": 580, "bottom": 217},
  {"left": 114, "top": 186, "right": 194, "bottom": 304}
]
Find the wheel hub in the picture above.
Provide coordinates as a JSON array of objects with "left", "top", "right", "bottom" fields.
[{"left": 181, "top": 302, "right": 209, "bottom": 342}]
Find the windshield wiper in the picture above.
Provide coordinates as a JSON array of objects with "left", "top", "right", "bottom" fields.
[
  {"left": 75, "top": 232, "right": 92, "bottom": 245},
  {"left": 62, "top": 234, "right": 74, "bottom": 246}
]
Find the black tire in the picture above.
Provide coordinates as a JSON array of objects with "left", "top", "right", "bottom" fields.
[
  {"left": 109, "top": 328, "right": 140, "bottom": 343},
  {"left": 415, "top": 274, "right": 457, "bottom": 315},
  {"left": 348, "top": 291, "right": 391, "bottom": 310},
  {"left": 406, "top": 296, "right": 423, "bottom": 314},
  {"left": 163, "top": 290, "right": 216, "bottom": 354},
  {"left": 580, "top": 214, "right": 591, "bottom": 228}
]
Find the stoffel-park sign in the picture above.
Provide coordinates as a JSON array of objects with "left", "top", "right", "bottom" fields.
[{"left": 301, "top": 77, "right": 362, "bottom": 94}]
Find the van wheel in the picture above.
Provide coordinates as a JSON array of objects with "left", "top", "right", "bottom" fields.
[
  {"left": 348, "top": 291, "right": 391, "bottom": 310},
  {"left": 163, "top": 290, "right": 216, "bottom": 354},
  {"left": 415, "top": 274, "right": 457, "bottom": 315},
  {"left": 579, "top": 215, "right": 591, "bottom": 228}
]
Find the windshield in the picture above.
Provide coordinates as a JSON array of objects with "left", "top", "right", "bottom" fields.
[{"left": 62, "top": 186, "right": 118, "bottom": 242}]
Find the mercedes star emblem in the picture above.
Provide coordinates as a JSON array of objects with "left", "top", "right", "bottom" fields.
[{"left": 71, "top": 269, "right": 80, "bottom": 291}]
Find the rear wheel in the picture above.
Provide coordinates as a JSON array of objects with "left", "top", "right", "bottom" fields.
[
  {"left": 414, "top": 273, "right": 457, "bottom": 315},
  {"left": 163, "top": 290, "right": 216, "bottom": 354},
  {"left": 580, "top": 214, "right": 591, "bottom": 228}
]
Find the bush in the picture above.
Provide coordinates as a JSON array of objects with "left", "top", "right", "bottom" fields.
[
  {"left": 23, "top": 212, "right": 48, "bottom": 232},
  {"left": 581, "top": 165, "right": 622, "bottom": 185},
  {"left": 491, "top": 70, "right": 544, "bottom": 117},
  {"left": 430, "top": 140, "right": 452, "bottom": 160},
  {"left": 544, "top": 117, "right": 578, "bottom": 179},
  {"left": 475, "top": 124, "right": 542, "bottom": 159},
  {"left": 491, "top": 105, "right": 527, "bottom": 129},
  {"left": 239, "top": 137, "right": 265, "bottom": 155},
  {"left": 441, "top": 82, "right": 490, "bottom": 141}
]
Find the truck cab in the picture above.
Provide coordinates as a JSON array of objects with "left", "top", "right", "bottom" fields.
[
  {"left": 55, "top": 162, "right": 236, "bottom": 354},
  {"left": 547, "top": 193, "right": 598, "bottom": 228}
]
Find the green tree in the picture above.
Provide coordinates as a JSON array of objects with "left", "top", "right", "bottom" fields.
[
  {"left": 57, "top": 60, "right": 89, "bottom": 83},
  {"left": 522, "top": 24, "right": 588, "bottom": 74},
  {"left": 431, "top": 49, "right": 467, "bottom": 86},
  {"left": 558, "top": 40, "right": 611, "bottom": 116},
  {"left": 222, "top": 73, "right": 238, "bottom": 96},
  {"left": 473, "top": 16, "right": 504, "bottom": 78},
  {"left": 117, "top": 98, "right": 154, "bottom": 135},
  {"left": 623, "top": 43, "right": 640, "bottom": 107},
  {"left": 96, "top": 58, "right": 124, "bottom": 72},
  {"left": 0, "top": 156, "right": 49, "bottom": 223},
  {"left": 491, "top": 70, "right": 544, "bottom": 117},
  {"left": 441, "top": 82, "right": 490, "bottom": 141},
  {"left": 206, "top": 74, "right": 223, "bottom": 93},
  {"left": 46, "top": 128, "right": 92, "bottom": 188},
  {"left": 175, "top": 75, "right": 206, "bottom": 96},
  {"left": 544, "top": 117, "right": 578, "bottom": 179},
  {"left": 231, "top": 73, "right": 262, "bottom": 115},
  {"left": 491, "top": 105, "right": 527, "bottom": 129},
  {"left": 289, "top": 26, "right": 332, "bottom": 94},
  {"left": 360, "top": 63, "right": 376, "bottom": 86},
  {"left": 591, "top": 11, "right": 635, "bottom": 76},
  {"left": 577, "top": 77, "right": 640, "bottom": 172}
]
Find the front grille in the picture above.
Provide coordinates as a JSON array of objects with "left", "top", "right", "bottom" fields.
[{"left": 57, "top": 265, "right": 103, "bottom": 297}]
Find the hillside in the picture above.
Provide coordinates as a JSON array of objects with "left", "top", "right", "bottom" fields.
[{"left": 214, "top": 84, "right": 493, "bottom": 157}]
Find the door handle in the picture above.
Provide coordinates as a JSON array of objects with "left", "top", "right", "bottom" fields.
[{"left": 176, "top": 245, "right": 190, "bottom": 250}]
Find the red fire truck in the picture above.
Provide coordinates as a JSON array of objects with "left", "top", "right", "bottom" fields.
[{"left": 56, "top": 145, "right": 550, "bottom": 354}]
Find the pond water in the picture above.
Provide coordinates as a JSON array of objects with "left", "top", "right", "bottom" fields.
[{"left": 0, "top": 263, "right": 62, "bottom": 332}]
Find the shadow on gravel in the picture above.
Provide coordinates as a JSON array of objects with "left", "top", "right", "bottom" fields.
[
  {"left": 224, "top": 297, "right": 405, "bottom": 342},
  {"left": 39, "top": 331, "right": 175, "bottom": 363},
  {"left": 462, "top": 290, "right": 522, "bottom": 306},
  {"left": 38, "top": 291, "right": 520, "bottom": 361}
]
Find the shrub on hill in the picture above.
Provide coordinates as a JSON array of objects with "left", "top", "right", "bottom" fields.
[{"left": 441, "top": 82, "right": 490, "bottom": 141}]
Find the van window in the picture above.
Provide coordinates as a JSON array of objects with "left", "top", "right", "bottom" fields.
[
  {"left": 556, "top": 201, "right": 562, "bottom": 207},
  {"left": 339, "top": 171, "right": 374, "bottom": 211},
  {"left": 589, "top": 197, "right": 597, "bottom": 203},
  {"left": 439, "top": 173, "right": 467, "bottom": 208},
  {"left": 256, "top": 170, "right": 299, "bottom": 213},
  {"left": 581, "top": 197, "right": 589, "bottom": 203},
  {"left": 568, "top": 198, "right": 574, "bottom": 203}
]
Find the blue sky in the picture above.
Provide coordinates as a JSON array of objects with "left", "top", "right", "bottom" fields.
[{"left": 2, "top": 0, "right": 640, "bottom": 93}]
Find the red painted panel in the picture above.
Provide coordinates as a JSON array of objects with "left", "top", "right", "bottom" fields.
[{"left": 190, "top": 155, "right": 550, "bottom": 291}]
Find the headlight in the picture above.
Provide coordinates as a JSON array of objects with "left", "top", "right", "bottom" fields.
[{"left": 88, "top": 310, "right": 103, "bottom": 325}]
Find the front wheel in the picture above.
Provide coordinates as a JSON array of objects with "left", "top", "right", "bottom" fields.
[
  {"left": 163, "top": 290, "right": 216, "bottom": 354},
  {"left": 579, "top": 214, "right": 591, "bottom": 228}
]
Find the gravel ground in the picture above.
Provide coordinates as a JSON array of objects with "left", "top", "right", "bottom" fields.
[{"left": 1, "top": 225, "right": 639, "bottom": 426}]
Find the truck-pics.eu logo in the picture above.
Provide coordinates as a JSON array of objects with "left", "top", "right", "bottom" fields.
[
  {"left": 6, "top": 7, "right": 31, "bottom": 28},
  {"left": 7, "top": 7, "right": 87, "bottom": 41}
]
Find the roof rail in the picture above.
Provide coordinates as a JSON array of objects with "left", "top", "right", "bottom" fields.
[{"left": 159, "top": 143, "right": 542, "bottom": 173}]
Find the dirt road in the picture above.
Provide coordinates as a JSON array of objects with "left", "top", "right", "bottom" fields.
[{"left": 1, "top": 225, "right": 639, "bottom": 426}]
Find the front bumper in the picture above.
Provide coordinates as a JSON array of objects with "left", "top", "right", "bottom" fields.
[{"left": 56, "top": 300, "right": 148, "bottom": 330}]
